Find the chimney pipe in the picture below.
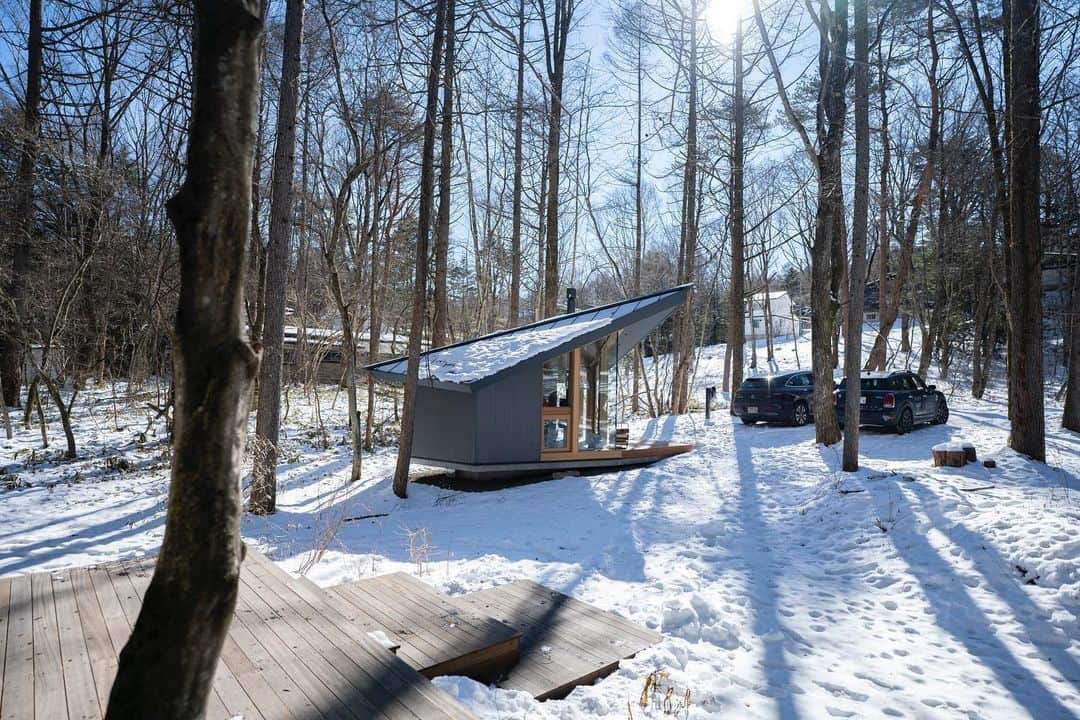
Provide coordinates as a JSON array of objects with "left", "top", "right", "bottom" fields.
[{"left": 566, "top": 287, "right": 577, "bottom": 314}]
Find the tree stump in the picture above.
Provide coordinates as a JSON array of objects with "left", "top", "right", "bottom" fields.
[{"left": 932, "top": 442, "right": 968, "bottom": 467}]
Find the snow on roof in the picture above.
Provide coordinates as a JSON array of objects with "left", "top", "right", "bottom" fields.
[
  {"left": 416, "top": 316, "right": 613, "bottom": 384},
  {"left": 750, "top": 290, "right": 789, "bottom": 300},
  {"left": 368, "top": 284, "right": 691, "bottom": 385}
]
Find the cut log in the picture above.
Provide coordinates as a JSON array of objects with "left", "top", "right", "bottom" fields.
[
  {"left": 931, "top": 442, "right": 967, "bottom": 468},
  {"left": 961, "top": 442, "right": 977, "bottom": 463}
]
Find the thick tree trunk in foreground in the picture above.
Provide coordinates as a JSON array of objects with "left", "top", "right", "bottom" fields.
[
  {"left": 1005, "top": 0, "right": 1044, "bottom": 460},
  {"left": 394, "top": 0, "right": 447, "bottom": 498},
  {"left": 251, "top": 0, "right": 304, "bottom": 516},
  {"left": 0, "top": 0, "right": 42, "bottom": 408},
  {"left": 843, "top": 0, "right": 871, "bottom": 471},
  {"left": 728, "top": 17, "right": 746, "bottom": 411},
  {"left": 105, "top": 1, "right": 262, "bottom": 717},
  {"left": 810, "top": 0, "right": 848, "bottom": 446}
]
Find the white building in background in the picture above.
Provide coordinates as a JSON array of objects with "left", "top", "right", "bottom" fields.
[{"left": 744, "top": 290, "right": 797, "bottom": 338}]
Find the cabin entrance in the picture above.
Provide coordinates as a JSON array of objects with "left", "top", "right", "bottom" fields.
[{"left": 540, "top": 332, "right": 620, "bottom": 460}]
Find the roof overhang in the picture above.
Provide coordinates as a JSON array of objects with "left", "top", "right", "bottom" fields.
[{"left": 367, "top": 284, "right": 693, "bottom": 392}]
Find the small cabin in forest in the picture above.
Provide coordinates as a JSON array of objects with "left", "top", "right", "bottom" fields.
[{"left": 366, "top": 285, "right": 694, "bottom": 479}]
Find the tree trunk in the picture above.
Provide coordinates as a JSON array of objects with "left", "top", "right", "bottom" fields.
[
  {"left": 432, "top": 0, "right": 456, "bottom": 347},
  {"left": 728, "top": 16, "right": 746, "bottom": 411},
  {"left": 393, "top": 0, "right": 447, "bottom": 498},
  {"left": 671, "top": 0, "right": 699, "bottom": 414},
  {"left": 0, "top": 0, "right": 42, "bottom": 409},
  {"left": 251, "top": 0, "right": 304, "bottom": 516},
  {"left": 1004, "top": 0, "right": 1045, "bottom": 460},
  {"left": 1063, "top": 251, "right": 1080, "bottom": 430},
  {"left": 810, "top": 0, "right": 848, "bottom": 446},
  {"left": 106, "top": 1, "right": 262, "bottom": 716},
  {"left": 541, "top": 0, "right": 576, "bottom": 318},
  {"left": 508, "top": 0, "right": 525, "bottom": 327},
  {"left": 842, "top": 0, "right": 871, "bottom": 472}
]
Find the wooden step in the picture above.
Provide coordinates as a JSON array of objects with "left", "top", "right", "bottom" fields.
[
  {"left": 328, "top": 573, "right": 521, "bottom": 682},
  {"left": 455, "top": 580, "right": 662, "bottom": 700}
]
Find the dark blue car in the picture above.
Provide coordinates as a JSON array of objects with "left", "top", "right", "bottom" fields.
[
  {"left": 733, "top": 370, "right": 814, "bottom": 426},
  {"left": 834, "top": 371, "right": 949, "bottom": 434}
]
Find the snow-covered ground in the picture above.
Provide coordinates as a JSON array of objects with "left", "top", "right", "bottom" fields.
[{"left": 1, "top": 329, "right": 1078, "bottom": 719}]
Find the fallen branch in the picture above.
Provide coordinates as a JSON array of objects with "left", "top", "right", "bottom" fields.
[
  {"left": 839, "top": 488, "right": 866, "bottom": 494},
  {"left": 344, "top": 512, "right": 389, "bottom": 522},
  {"left": 959, "top": 485, "right": 995, "bottom": 492}
]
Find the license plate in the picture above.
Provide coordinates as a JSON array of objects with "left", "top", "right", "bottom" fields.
[
  {"left": 748, "top": 406, "right": 758, "bottom": 414},
  {"left": 860, "top": 396, "right": 867, "bottom": 405}
]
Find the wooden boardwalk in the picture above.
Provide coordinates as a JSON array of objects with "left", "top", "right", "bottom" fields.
[
  {"left": 327, "top": 573, "right": 520, "bottom": 681},
  {"left": 455, "top": 580, "right": 662, "bottom": 700},
  {"left": 0, "top": 550, "right": 474, "bottom": 720}
]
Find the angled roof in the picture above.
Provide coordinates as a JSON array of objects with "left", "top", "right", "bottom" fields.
[{"left": 367, "top": 284, "right": 693, "bottom": 392}]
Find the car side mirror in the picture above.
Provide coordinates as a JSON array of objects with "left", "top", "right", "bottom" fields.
[{"left": 927, "top": 385, "right": 936, "bottom": 391}]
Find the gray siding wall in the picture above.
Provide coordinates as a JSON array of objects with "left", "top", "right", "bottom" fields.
[
  {"left": 474, "top": 364, "right": 542, "bottom": 464},
  {"left": 412, "top": 384, "right": 477, "bottom": 464}
]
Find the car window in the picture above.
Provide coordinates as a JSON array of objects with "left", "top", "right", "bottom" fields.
[
  {"left": 899, "top": 376, "right": 917, "bottom": 391},
  {"left": 785, "top": 374, "right": 806, "bottom": 387},
  {"left": 801, "top": 373, "right": 813, "bottom": 387},
  {"left": 910, "top": 375, "right": 926, "bottom": 390},
  {"left": 741, "top": 378, "right": 768, "bottom": 390}
]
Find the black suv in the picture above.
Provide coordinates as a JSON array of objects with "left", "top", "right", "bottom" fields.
[
  {"left": 733, "top": 370, "right": 814, "bottom": 426},
  {"left": 834, "top": 371, "right": 949, "bottom": 434}
]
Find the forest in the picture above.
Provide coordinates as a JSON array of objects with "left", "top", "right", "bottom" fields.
[{"left": 1, "top": 0, "right": 1079, "bottom": 717}]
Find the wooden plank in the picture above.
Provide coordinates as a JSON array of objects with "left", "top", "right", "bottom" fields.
[
  {"left": 1, "top": 575, "right": 33, "bottom": 720},
  {"left": 118, "top": 560, "right": 255, "bottom": 720},
  {"left": 235, "top": 567, "right": 385, "bottom": 720},
  {"left": 106, "top": 562, "right": 230, "bottom": 720},
  {"left": 223, "top": 592, "right": 320, "bottom": 719},
  {"left": 31, "top": 572, "right": 68, "bottom": 720},
  {"left": 367, "top": 574, "right": 519, "bottom": 679},
  {"left": 454, "top": 587, "right": 607, "bottom": 695},
  {"left": 50, "top": 571, "right": 102, "bottom": 720},
  {"left": 330, "top": 580, "right": 448, "bottom": 670},
  {"left": 622, "top": 443, "right": 693, "bottom": 460},
  {"left": 68, "top": 568, "right": 118, "bottom": 713},
  {"left": 243, "top": 553, "right": 472, "bottom": 720},
  {"left": 455, "top": 581, "right": 661, "bottom": 701},
  {"left": 242, "top": 557, "right": 427, "bottom": 719},
  {"left": 497, "top": 580, "right": 660, "bottom": 645},
  {"left": 86, "top": 566, "right": 132, "bottom": 656}
]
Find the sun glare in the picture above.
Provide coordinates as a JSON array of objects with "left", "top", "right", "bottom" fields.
[{"left": 704, "top": 0, "right": 747, "bottom": 42}]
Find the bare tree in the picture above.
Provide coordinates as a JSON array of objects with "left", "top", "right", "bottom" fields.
[
  {"left": 1004, "top": 0, "right": 1045, "bottom": 460},
  {"left": 538, "top": 0, "right": 578, "bottom": 317},
  {"left": 842, "top": 0, "right": 872, "bottom": 471},
  {"left": 251, "top": 0, "right": 305, "bottom": 516},
  {"left": 393, "top": 0, "right": 448, "bottom": 498},
  {"left": 0, "top": 0, "right": 42, "bottom": 409},
  {"left": 106, "top": 0, "right": 262, "bottom": 715}
]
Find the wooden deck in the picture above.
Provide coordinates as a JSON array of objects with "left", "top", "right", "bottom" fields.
[
  {"left": 0, "top": 550, "right": 475, "bottom": 720},
  {"left": 1, "top": 549, "right": 662, "bottom": 719},
  {"left": 452, "top": 580, "right": 662, "bottom": 700},
  {"left": 326, "top": 573, "right": 520, "bottom": 681}
]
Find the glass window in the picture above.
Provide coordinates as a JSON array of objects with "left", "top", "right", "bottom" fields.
[
  {"left": 542, "top": 354, "right": 570, "bottom": 407},
  {"left": 910, "top": 375, "right": 926, "bottom": 390},
  {"left": 543, "top": 418, "right": 569, "bottom": 450},
  {"left": 578, "top": 333, "right": 618, "bottom": 450}
]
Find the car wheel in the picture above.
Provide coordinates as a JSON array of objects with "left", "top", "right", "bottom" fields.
[
  {"left": 896, "top": 407, "right": 914, "bottom": 435},
  {"left": 933, "top": 399, "right": 949, "bottom": 425},
  {"left": 792, "top": 401, "right": 810, "bottom": 427},
  {"left": 740, "top": 416, "right": 756, "bottom": 425}
]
